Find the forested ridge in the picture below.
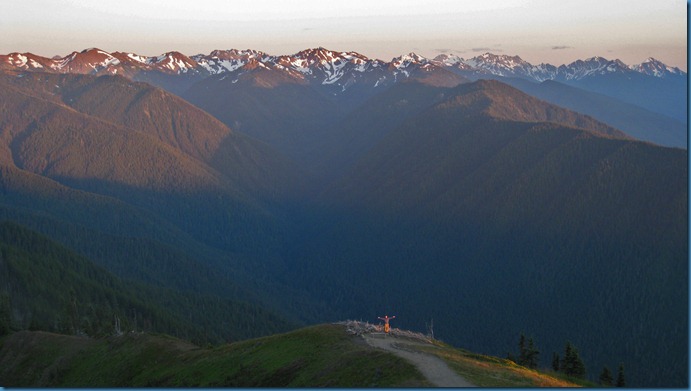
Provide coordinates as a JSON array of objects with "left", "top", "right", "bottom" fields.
[{"left": 0, "top": 221, "right": 295, "bottom": 343}]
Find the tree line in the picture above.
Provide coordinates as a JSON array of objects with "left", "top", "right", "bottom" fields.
[{"left": 509, "top": 333, "right": 625, "bottom": 387}]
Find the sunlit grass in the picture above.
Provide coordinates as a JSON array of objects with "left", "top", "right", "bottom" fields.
[{"left": 414, "top": 341, "right": 589, "bottom": 387}]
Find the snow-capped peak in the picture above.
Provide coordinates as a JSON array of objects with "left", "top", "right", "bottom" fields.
[
  {"left": 630, "top": 57, "right": 684, "bottom": 77},
  {"left": 557, "top": 56, "right": 631, "bottom": 80},
  {"left": 1, "top": 48, "right": 685, "bottom": 87},
  {"left": 459, "top": 52, "right": 560, "bottom": 80},
  {"left": 48, "top": 48, "right": 121, "bottom": 73},
  {"left": 192, "top": 49, "right": 264, "bottom": 74},
  {"left": 146, "top": 51, "right": 197, "bottom": 73},
  {"left": 260, "top": 48, "right": 375, "bottom": 86},
  {"left": 432, "top": 53, "right": 463, "bottom": 66},
  {"left": 2, "top": 52, "right": 47, "bottom": 70},
  {"left": 296, "top": 47, "right": 338, "bottom": 61},
  {"left": 111, "top": 51, "right": 150, "bottom": 65},
  {"left": 391, "top": 52, "right": 429, "bottom": 69},
  {"left": 465, "top": 53, "right": 527, "bottom": 69}
]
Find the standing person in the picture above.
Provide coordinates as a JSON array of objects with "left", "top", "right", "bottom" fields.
[{"left": 378, "top": 315, "right": 396, "bottom": 333}]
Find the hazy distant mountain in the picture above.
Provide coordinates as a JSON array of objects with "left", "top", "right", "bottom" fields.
[
  {"left": 0, "top": 77, "right": 219, "bottom": 194},
  {"left": 0, "top": 71, "right": 301, "bottom": 201},
  {"left": 433, "top": 52, "right": 686, "bottom": 82},
  {"left": 322, "top": 79, "right": 635, "bottom": 208},
  {"left": 181, "top": 49, "right": 466, "bottom": 171},
  {"left": 313, "top": 80, "right": 462, "bottom": 180},
  {"left": 433, "top": 52, "right": 687, "bottom": 123},
  {"left": 631, "top": 57, "right": 687, "bottom": 77},
  {"left": 498, "top": 78, "right": 687, "bottom": 148},
  {"left": 559, "top": 64, "right": 686, "bottom": 123},
  {"left": 182, "top": 66, "right": 341, "bottom": 174}
]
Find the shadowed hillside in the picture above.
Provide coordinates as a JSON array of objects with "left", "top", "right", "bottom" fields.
[
  {"left": 0, "top": 222, "right": 295, "bottom": 343},
  {"left": 0, "top": 71, "right": 326, "bottom": 330},
  {"left": 286, "top": 80, "right": 688, "bottom": 387}
]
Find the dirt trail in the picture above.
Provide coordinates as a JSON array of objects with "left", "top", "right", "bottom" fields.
[{"left": 362, "top": 333, "right": 475, "bottom": 387}]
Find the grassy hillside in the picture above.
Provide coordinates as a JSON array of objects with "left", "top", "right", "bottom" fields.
[
  {"left": 0, "top": 324, "right": 584, "bottom": 387},
  {"left": 0, "top": 325, "right": 425, "bottom": 387},
  {"left": 416, "top": 340, "right": 590, "bottom": 387}
]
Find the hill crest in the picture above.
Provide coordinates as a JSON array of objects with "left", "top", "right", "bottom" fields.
[{"left": 0, "top": 323, "right": 582, "bottom": 387}]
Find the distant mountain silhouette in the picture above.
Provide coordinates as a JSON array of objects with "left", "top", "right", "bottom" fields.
[{"left": 497, "top": 78, "right": 687, "bottom": 148}]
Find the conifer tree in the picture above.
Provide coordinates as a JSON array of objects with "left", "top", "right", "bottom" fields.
[
  {"left": 616, "top": 363, "right": 625, "bottom": 387},
  {"left": 526, "top": 337, "right": 539, "bottom": 369},
  {"left": 515, "top": 333, "right": 540, "bottom": 369},
  {"left": 561, "top": 341, "right": 586, "bottom": 378},
  {"left": 518, "top": 333, "right": 527, "bottom": 365},
  {"left": 551, "top": 352, "right": 560, "bottom": 372},
  {"left": 599, "top": 366, "right": 613, "bottom": 386},
  {"left": 573, "top": 350, "right": 586, "bottom": 378},
  {"left": 561, "top": 342, "right": 574, "bottom": 374}
]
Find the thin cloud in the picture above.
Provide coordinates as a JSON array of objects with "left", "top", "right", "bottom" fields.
[
  {"left": 435, "top": 48, "right": 450, "bottom": 53},
  {"left": 471, "top": 47, "right": 502, "bottom": 52},
  {"left": 552, "top": 45, "right": 573, "bottom": 50}
]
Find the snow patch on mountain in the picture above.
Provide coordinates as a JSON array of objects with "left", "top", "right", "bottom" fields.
[
  {"left": 631, "top": 57, "right": 685, "bottom": 78},
  {"left": 147, "top": 52, "right": 197, "bottom": 73},
  {"left": 3, "top": 53, "right": 43, "bottom": 69},
  {"left": 1, "top": 47, "right": 685, "bottom": 88},
  {"left": 126, "top": 53, "right": 149, "bottom": 64},
  {"left": 192, "top": 49, "right": 264, "bottom": 75},
  {"left": 392, "top": 53, "right": 428, "bottom": 69}
]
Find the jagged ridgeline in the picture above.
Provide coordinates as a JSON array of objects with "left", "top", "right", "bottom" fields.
[
  {"left": 0, "top": 46, "right": 687, "bottom": 387},
  {"left": 2, "top": 47, "right": 685, "bottom": 147}
]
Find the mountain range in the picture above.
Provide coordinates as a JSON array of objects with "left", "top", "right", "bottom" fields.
[
  {"left": 0, "top": 46, "right": 687, "bottom": 387},
  {"left": 2, "top": 47, "right": 685, "bottom": 148},
  {"left": 2, "top": 47, "right": 684, "bottom": 84}
]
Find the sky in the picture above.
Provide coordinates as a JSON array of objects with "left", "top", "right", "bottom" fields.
[{"left": 1, "top": 0, "right": 687, "bottom": 69}]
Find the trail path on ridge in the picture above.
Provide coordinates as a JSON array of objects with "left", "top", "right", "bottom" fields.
[{"left": 362, "top": 333, "right": 475, "bottom": 387}]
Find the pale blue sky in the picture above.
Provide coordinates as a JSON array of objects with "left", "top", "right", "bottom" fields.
[{"left": 1, "top": 0, "right": 686, "bottom": 69}]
